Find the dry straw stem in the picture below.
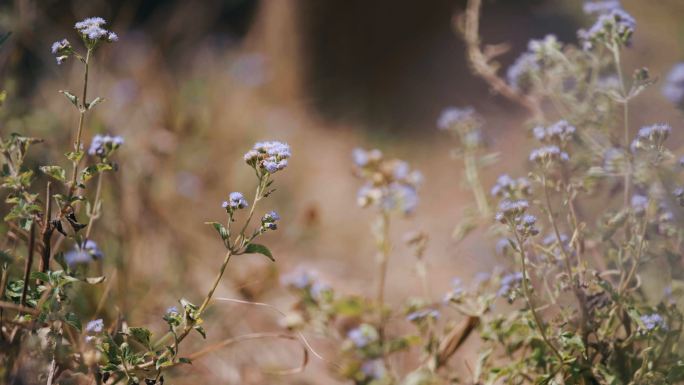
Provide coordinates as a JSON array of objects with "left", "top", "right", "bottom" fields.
[{"left": 460, "top": 0, "right": 543, "bottom": 121}]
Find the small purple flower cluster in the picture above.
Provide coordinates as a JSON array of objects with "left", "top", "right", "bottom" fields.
[
  {"left": 88, "top": 134, "right": 124, "bottom": 158},
  {"left": 578, "top": 8, "right": 636, "bottom": 50},
  {"left": 529, "top": 145, "right": 570, "bottom": 165},
  {"left": 64, "top": 240, "right": 103, "bottom": 266},
  {"left": 490, "top": 174, "right": 532, "bottom": 199},
  {"left": 222, "top": 192, "right": 249, "bottom": 211},
  {"left": 354, "top": 148, "right": 422, "bottom": 215},
  {"left": 640, "top": 313, "right": 666, "bottom": 331},
  {"left": 75, "top": 17, "right": 118, "bottom": 42},
  {"left": 631, "top": 123, "right": 671, "bottom": 151},
  {"left": 244, "top": 141, "right": 291, "bottom": 174},
  {"left": 582, "top": 0, "right": 622, "bottom": 15},
  {"left": 347, "top": 324, "right": 379, "bottom": 348},
  {"left": 497, "top": 272, "right": 524, "bottom": 298},
  {"left": 662, "top": 63, "right": 684, "bottom": 108},
  {"left": 533, "top": 120, "right": 576, "bottom": 145}
]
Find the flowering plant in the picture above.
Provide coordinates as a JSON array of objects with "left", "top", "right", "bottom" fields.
[{"left": 0, "top": 17, "right": 290, "bottom": 385}]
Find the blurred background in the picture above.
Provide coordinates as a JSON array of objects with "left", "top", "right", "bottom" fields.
[{"left": 1, "top": 0, "right": 684, "bottom": 383}]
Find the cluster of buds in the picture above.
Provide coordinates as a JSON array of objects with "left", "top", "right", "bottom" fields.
[
  {"left": 578, "top": 8, "right": 636, "bottom": 50},
  {"left": 222, "top": 192, "right": 249, "bottom": 214},
  {"left": 436, "top": 106, "right": 485, "bottom": 150},
  {"left": 490, "top": 174, "right": 532, "bottom": 199},
  {"left": 260, "top": 210, "right": 280, "bottom": 231},
  {"left": 631, "top": 123, "right": 671, "bottom": 152},
  {"left": 52, "top": 17, "right": 117, "bottom": 64},
  {"left": 529, "top": 145, "right": 569, "bottom": 166},
  {"left": 353, "top": 148, "right": 422, "bottom": 215},
  {"left": 533, "top": 120, "right": 576, "bottom": 146},
  {"left": 88, "top": 134, "right": 124, "bottom": 158},
  {"left": 64, "top": 239, "right": 104, "bottom": 266},
  {"left": 244, "top": 141, "right": 291, "bottom": 175},
  {"left": 496, "top": 199, "right": 539, "bottom": 238}
]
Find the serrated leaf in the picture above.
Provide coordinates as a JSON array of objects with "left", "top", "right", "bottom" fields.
[
  {"left": 40, "top": 165, "right": 66, "bottom": 182},
  {"left": 81, "top": 163, "right": 113, "bottom": 182},
  {"left": 243, "top": 243, "right": 274, "bottom": 261},
  {"left": 65, "top": 151, "right": 84, "bottom": 163},
  {"left": 128, "top": 327, "right": 152, "bottom": 348},
  {"left": 59, "top": 90, "right": 79, "bottom": 108}
]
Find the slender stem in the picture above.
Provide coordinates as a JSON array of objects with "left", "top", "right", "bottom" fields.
[
  {"left": 40, "top": 182, "right": 53, "bottom": 273},
  {"left": 198, "top": 252, "right": 233, "bottom": 314},
  {"left": 464, "top": 149, "right": 490, "bottom": 217},
  {"left": 375, "top": 210, "right": 391, "bottom": 314},
  {"left": 20, "top": 222, "right": 36, "bottom": 309},
  {"left": 84, "top": 173, "right": 104, "bottom": 240},
  {"left": 541, "top": 173, "right": 591, "bottom": 349},
  {"left": 611, "top": 44, "right": 631, "bottom": 206},
  {"left": 512, "top": 228, "right": 565, "bottom": 364},
  {"left": 68, "top": 48, "right": 91, "bottom": 198}
]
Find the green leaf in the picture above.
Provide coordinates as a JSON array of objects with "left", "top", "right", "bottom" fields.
[
  {"left": 243, "top": 243, "right": 274, "bottom": 261},
  {"left": 206, "top": 222, "right": 228, "bottom": 242},
  {"left": 177, "top": 357, "right": 192, "bottom": 365},
  {"left": 86, "top": 97, "right": 105, "bottom": 110},
  {"left": 30, "top": 271, "right": 50, "bottom": 283},
  {"left": 64, "top": 312, "right": 82, "bottom": 331},
  {"left": 81, "top": 163, "right": 113, "bottom": 182},
  {"left": 40, "top": 165, "right": 66, "bottom": 182},
  {"left": 194, "top": 325, "right": 206, "bottom": 339},
  {"left": 65, "top": 150, "right": 84, "bottom": 163},
  {"left": 59, "top": 90, "right": 79, "bottom": 108},
  {"left": 155, "top": 356, "right": 172, "bottom": 370},
  {"left": 128, "top": 327, "right": 152, "bottom": 348}
]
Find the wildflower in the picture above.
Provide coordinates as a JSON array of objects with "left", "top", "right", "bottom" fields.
[
  {"left": 361, "top": 359, "right": 385, "bottom": 380},
  {"left": 495, "top": 199, "right": 529, "bottom": 223},
  {"left": 640, "top": 313, "right": 666, "bottom": 331},
  {"left": 631, "top": 123, "right": 671, "bottom": 151},
  {"left": 353, "top": 149, "right": 421, "bottom": 215},
  {"left": 51, "top": 39, "right": 73, "bottom": 64},
  {"left": 222, "top": 192, "right": 249, "bottom": 211},
  {"left": 352, "top": 148, "right": 383, "bottom": 167},
  {"left": 347, "top": 324, "right": 379, "bottom": 348},
  {"left": 630, "top": 194, "right": 648, "bottom": 214},
  {"left": 88, "top": 134, "right": 124, "bottom": 158},
  {"left": 602, "top": 147, "right": 626, "bottom": 173},
  {"left": 436, "top": 106, "right": 477, "bottom": 130},
  {"left": 64, "top": 240, "right": 103, "bottom": 266},
  {"left": 166, "top": 306, "right": 179, "bottom": 316},
  {"left": 507, "top": 52, "right": 539, "bottom": 91},
  {"left": 386, "top": 183, "right": 419, "bottom": 214},
  {"left": 244, "top": 141, "right": 291, "bottom": 174},
  {"left": 498, "top": 272, "right": 524, "bottom": 297},
  {"left": 495, "top": 238, "right": 511, "bottom": 256},
  {"left": 280, "top": 268, "right": 318, "bottom": 289},
  {"left": 491, "top": 174, "right": 532, "bottom": 198},
  {"left": 578, "top": 9, "right": 636, "bottom": 50},
  {"left": 516, "top": 214, "right": 540, "bottom": 237},
  {"left": 534, "top": 120, "right": 576, "bottom": 145},
  {"left": 261, "top": 210, "right": 280, "bottom": 231},
  {"left": 86, "top": 319, "right": 104, "bottom": 333},
  {"left": 444, "top": 278, "right": 464, "bottom": 302},
  {"left": 582, "top": 0, "right": 622, "bottom": 15},
  {"left": 529, "top": 145, "right": 569, "bottom": 165},
  {"left": 527, "top": 34, "right": 561, "bottom": 57},
  {"left": 74, "top": 17, "right": 118, "bottom": 43},
  {"left": 662, "top": 63, "right": 684, "bottom": 108}
]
